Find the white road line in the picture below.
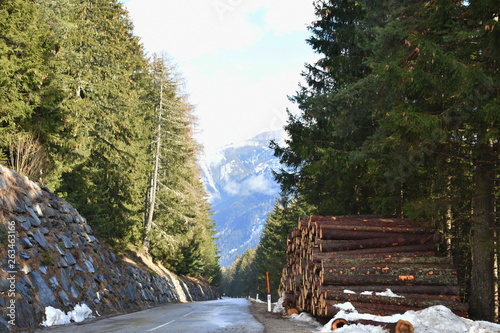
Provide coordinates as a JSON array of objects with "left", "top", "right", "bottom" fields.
[
  {"left": 182, "top": 311, "right": 195, "bottom": 317},
  {"left": 147, "top": 320, "right": 175, "bottom": 332}
]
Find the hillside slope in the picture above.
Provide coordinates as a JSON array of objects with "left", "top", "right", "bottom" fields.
[{"left": 0, "top": 165, "right": 218, "bottom": 331}]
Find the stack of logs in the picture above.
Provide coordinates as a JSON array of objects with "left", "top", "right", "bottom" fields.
[{"left": 279, "top": 215, "right": 468, "bottom": 320}]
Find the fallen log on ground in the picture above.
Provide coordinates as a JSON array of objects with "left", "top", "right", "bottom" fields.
[{"left": 331, "top": 318, "right": 414, "bottom": 333}]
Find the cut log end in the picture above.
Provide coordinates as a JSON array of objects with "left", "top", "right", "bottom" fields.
[
  {"left": 331, "top": 318, "right": 349, "bottom": 330},
  {"left": 287, "top": 308, "right": 299, "bottom": 316},
  {"left": 396, "top": 320, "right": 414, "bottom": 333}
]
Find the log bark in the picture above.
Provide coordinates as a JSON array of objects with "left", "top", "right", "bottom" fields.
[
  {"left": 320, "top": 255, "right": 453, "bottom": 267},
  {"left": 318, "top": 284, "right": 460, "bottom": 296},
  {"left": 312, "top": 243, "right": 437, "bottom": 261},
  {"left": 331, "top": 319, "right": 414, "bottom": 333},
  {"left": 322, "top": 300, "right": 418, "bottom": 317},
  {"left": 313, "top": 250, "right": 437, "bottom": 260},
  {"left": 321, "top": 268, "right": 458, "bottom": 286},
  {"left": 319, "top": 224, "right": 437, "bottom": 237},
  {"left": 316, "top": 229, "right": 431, "bottom": 240},
  {"left": 323, "top": 300, "right": 468, "bottom": 318},
  {"left": 320, "top": 290, "right": 467, "bottom": 312},
  {"left": 318, "top": 233, "right": 439, "bottom": 252},
  {"left": 310, "top": 215, "right": 418, "bottom": 225}
]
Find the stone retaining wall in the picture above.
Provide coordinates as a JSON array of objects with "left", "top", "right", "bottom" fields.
[{"left": 0, "top": 165, "right": 219, "bottom": 331}]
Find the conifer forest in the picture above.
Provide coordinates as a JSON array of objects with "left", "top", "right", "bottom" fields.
[
  {"left": 0, "top": 0, "right": 221, "bottom": 283},
  {"left": 1, "top": 0, "right": 499, "bottom": 323}
]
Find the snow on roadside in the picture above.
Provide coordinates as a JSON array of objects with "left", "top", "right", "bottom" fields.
[
  {"left": 273, "top": 294, "right": 285, "bottom": 313},
  {"left": 271, "top": 295, "right": 500, "bottom": 333},
  {"left": 319, "top": 302, "right": 500, "bottom": 333},
  {"left": 41, "top": 303, "right": 94, "bottom": 327},
  {"left": 290, "top": 311, "right": 322, "bottom": 328}
]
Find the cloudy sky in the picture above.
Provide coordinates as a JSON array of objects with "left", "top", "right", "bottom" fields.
[{"left": 121, "top": 0, "right": 318, "bottom": 157}]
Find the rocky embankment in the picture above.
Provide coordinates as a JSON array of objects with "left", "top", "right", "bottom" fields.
[{"left": 0, "top": 165, "right": 219, "bottom": 331}]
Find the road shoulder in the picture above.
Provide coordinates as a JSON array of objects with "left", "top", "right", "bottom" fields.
[{"left": 249, "top": 301, "right": 321, "bottom": 333}]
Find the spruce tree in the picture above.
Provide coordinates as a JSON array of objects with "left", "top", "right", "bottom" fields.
[
  {"left": 253, "top": 196, "right": 312, "bottom": 299},
  {"left": 272, "top": 0, "right": 385, "bottom": 215},
  {"left": 363, "top": 0, "right": 499, "bottom": 319},
  {"left": 41, "top": 0, "right": 152, "bottom": 242},
  {"left": 0, "top": 0, "right": 58, "bottom": 176}
]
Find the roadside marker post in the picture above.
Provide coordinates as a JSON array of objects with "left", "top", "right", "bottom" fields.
[{"left": 266, "top": 272, "right": 271, "bottom": 312}]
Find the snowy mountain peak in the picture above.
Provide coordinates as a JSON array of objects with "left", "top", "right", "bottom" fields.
[{"left": 199, "top": 130, "right": 283, "bottom": 267}]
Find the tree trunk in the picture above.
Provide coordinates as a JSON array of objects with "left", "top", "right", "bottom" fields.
[
  {"left": 143, "top": 84, "right": 163, "bottom": 252},
  {"left": 469, "top": 132, "right": 496, "bottom": 321}
]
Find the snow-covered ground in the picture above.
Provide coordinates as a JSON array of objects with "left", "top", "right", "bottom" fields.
[{"left": 272, "top": 295, "right": 500, "bottom": 333}]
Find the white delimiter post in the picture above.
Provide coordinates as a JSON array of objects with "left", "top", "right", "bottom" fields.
[{"left": 266, "top": 272, "right": 271, "bottom": 312}]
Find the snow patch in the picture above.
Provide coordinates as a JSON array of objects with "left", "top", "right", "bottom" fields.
[
  {"left": 41, "top": 303, "right": 94, "bottom": 327},
  {"left": 273, "top": 295, "right": 285, "bottom": 313},
  {"left": 375, "top": 289, "right": 404, "bottom": 298},
  {"left": 290, "top": 311, "right": 321, "bottom": 327},
  {"left": 358, "top": 289, "right": 405, "bottom": 298}
]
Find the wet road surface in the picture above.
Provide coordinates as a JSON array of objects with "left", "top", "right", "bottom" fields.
[{"left": 33, "top": 298, "right": 264, "bottom": 333}]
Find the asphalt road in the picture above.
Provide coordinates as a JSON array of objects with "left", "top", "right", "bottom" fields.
[{"left": 33, "top": 298, "right": 265, "bottom": 333}]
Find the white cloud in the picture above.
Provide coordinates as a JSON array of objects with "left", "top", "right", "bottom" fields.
[
  {"left": 244, "top": 173, "right": 277, "bottom": 195},
  {"left": 223, "top": 174, "right": 278, "bottom": 196},
  {"left": 223, "top": 180, "right": 240, "bottom": 195}
]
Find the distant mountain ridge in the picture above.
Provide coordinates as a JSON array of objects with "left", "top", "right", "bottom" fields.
[{"left": 199, "top": 130, "right": 284, "bottom": 267}]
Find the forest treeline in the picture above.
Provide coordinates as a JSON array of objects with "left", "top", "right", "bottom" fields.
[
  {"left": 221, "top": 0, "right": 499, "bottom": 322},
  {"left": 0, "top": 0, "right": 220, "bottom": 283}
]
